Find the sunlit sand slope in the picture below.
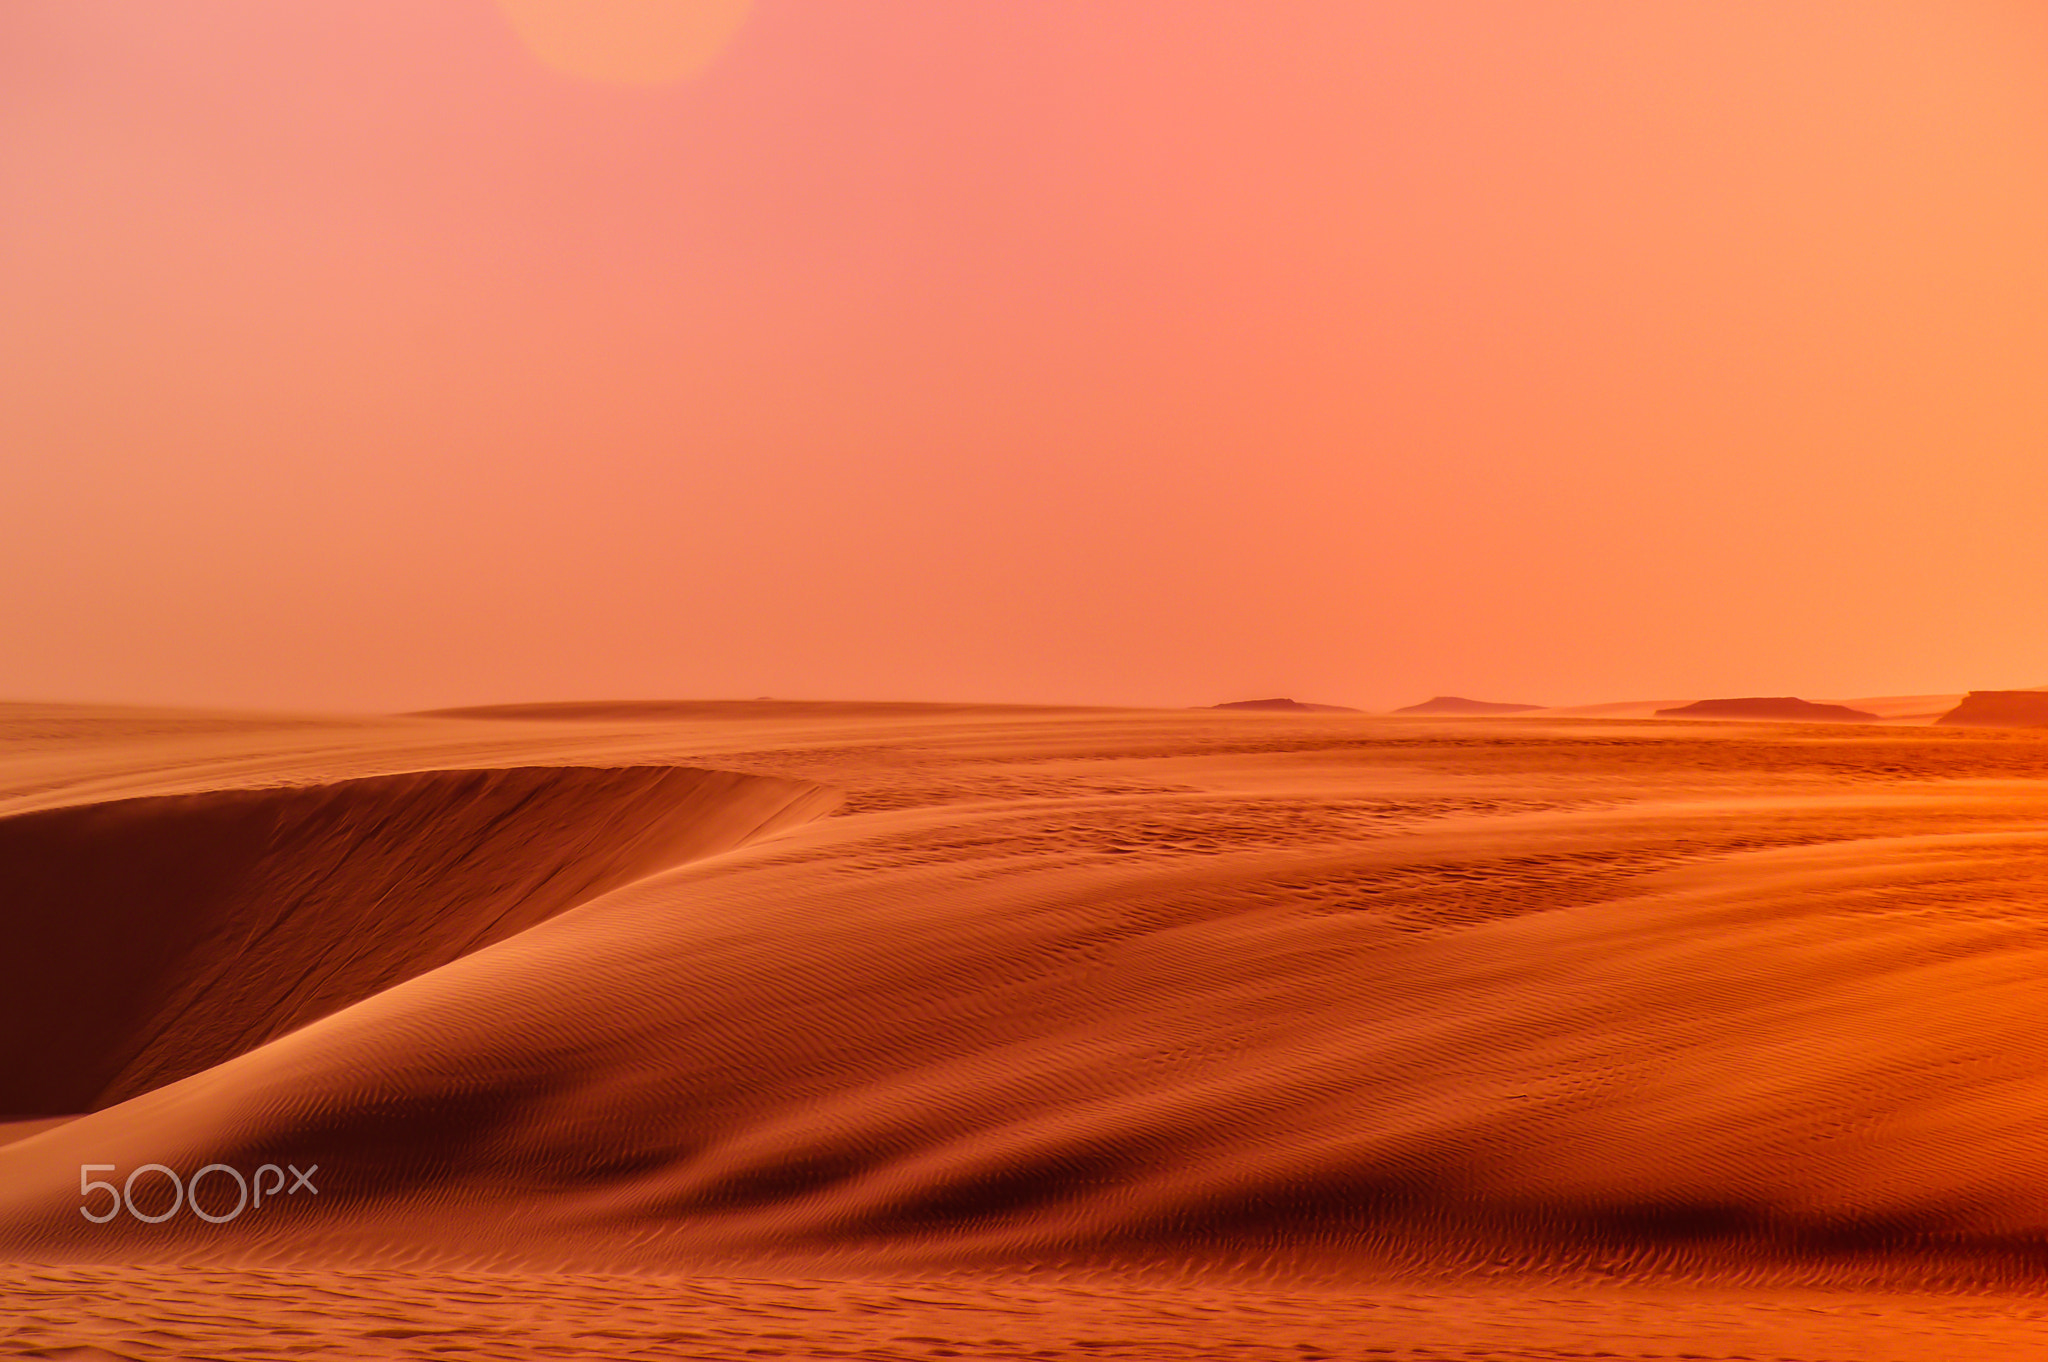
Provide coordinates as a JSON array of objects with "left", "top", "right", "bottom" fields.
[
  {"left": 7, "top": 707, "right": 2048, "bottom": 1292},
  {"left": 0, "top": 764, "right": 836, "bottom": 1116}
]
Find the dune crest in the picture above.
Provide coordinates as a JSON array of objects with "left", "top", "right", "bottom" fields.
[{"left": 0, "top": 764, "right": 836, "bottom": 1117}]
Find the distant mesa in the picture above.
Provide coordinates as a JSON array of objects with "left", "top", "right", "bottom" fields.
[
  {"left": 1654, "top": 697, "right": 1880, "bottom": 723},
  {"left": 1935, "top": 690, "right": 2048, "bottom": 728},
  {"left": 1206, "top": 698, "right": 1360, "bottom": 713},
  {"left": 1393, "top": 696, "right": 1543, "bottom": 715}
]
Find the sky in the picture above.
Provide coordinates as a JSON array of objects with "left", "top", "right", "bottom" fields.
[{"left": 5, "top": 1, "right": 2048, "bottom": 713}]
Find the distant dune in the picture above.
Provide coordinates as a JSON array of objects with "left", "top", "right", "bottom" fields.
[
  {"left": 1936, "top": 690, "right": 2048, "bottom": 727},
  {"left": 1205, "top": 697, "right": 1360, "bottom": 712},
  {"left": 1832, "top": 693, "right": 1966, "bottom": 721},
  {"left": 415, "top": 698, "right": 1096, "bottom": 721},
  {"left": 1654, "top": 696, "right": 1881, "bottom": 722},
  {"left": 1536, "top": 698, "right": 1697, "bottom": 718},
  {"left": 1393, "top": 695, "right": 1543, "bottom": 715},
  {"left": 1540, "top": 694, "right": 1953, "bottom": 723}
]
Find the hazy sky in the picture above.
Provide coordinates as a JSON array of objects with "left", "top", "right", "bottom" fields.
[{"left": 7, "top": 1, "right": 2048, "bottom": 712}]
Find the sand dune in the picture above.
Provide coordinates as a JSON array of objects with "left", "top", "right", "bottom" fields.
[
  {"left": 9, "top": 702, "right": 2048, "bottom": 1354},
  {"left": 0, "top": 765, "right": 833, "bottom": 1117}
]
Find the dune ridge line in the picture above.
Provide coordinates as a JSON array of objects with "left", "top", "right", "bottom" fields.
[{"left": 0, "top": 763, "right": 839, "bottom": 1117}]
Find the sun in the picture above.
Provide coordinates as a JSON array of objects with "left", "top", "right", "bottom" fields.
[{"left": 493, "top": 0, "right": 754, "bottom": 85}]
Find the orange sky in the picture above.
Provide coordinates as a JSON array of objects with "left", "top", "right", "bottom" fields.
[{"left": 5, "top": 1, "right": 2048, "bottom": 712}]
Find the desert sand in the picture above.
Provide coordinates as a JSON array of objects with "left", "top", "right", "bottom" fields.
[{"left": 10, "top": 699, "right": 2048, "bottom": 1356}]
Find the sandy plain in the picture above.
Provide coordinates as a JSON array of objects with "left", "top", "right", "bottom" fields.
[{"left": 7, "top": 698, "right": 2048, "bottom": 1357}]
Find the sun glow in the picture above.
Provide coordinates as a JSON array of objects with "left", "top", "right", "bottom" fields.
[{"left": 494, "top": 0, "right": 752, "bottom": 85}]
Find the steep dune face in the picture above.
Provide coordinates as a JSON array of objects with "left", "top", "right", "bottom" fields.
[{"left": 0, "top": 765, "right": 836, "bottom": 1117}]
